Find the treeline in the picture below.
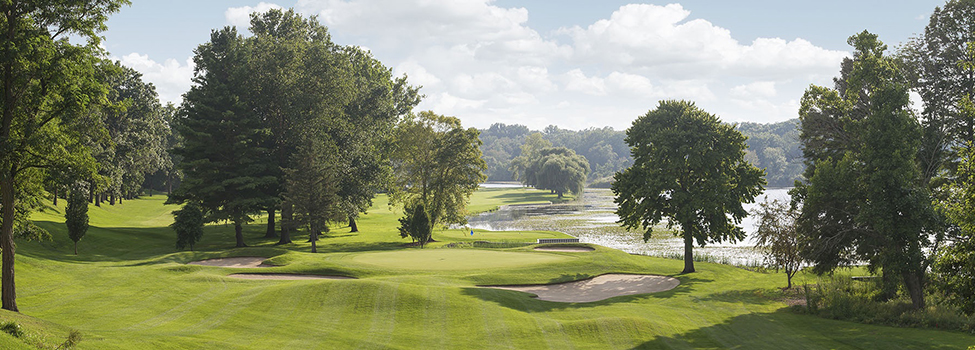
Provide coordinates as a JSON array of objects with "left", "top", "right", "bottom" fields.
[
  {"left": 479, "top": 124, "right": 631, "bottom": 182},
  {"left": 0, "top": 4, "right": 488, "bottom": 312},
  {"left": 738, "top": 119, "right": 803, "bottom": 187},
  {"left": 480, "top": 120, "right": 804, "bottom": 187}
]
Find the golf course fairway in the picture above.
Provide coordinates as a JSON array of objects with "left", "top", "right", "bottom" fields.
[{"left": 0, "top": 187, "right": 967, "bottom": 349}]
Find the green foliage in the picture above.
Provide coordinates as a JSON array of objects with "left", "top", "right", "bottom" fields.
[
  {"left": 398, "top": 204, "right": 432, "bottom": 247},
  {"left": 283, "top": 140, "right": 343, "bottom": 247},
  {"left": 797, "top": 31, "right": 935, "bottom": 309},
  {"left": 485, "top": 124, "right": 631, "bottom": 182},
  {"left": 613, "top": 100, "right": 766, "bottom": 274},
  {"left": 0, "top": 0, "right": 128, "bottom": 311},
  {"left": 737, "top": 120, "right": 804, "bottom": 187},
  {"left": 170, "top": 201, "right": 205, "bottom": 251},
  {"left": 64, "top": 185, "right": 89, "bottom": 255},
  {"left": 169, "top": 26, "right": 277, "bottom": 247},
  {"left": 0, "top": 322, "right": 23, "bottom": 338},
  {"left": 753, "top": 198, "right": 802, "bottom": 288},
  {"left": 520, "top": 147, "right": 589, "bottom": 198},
  {"left": 390, "top": 111, "right": 487, "bottom": 229},
  {"left": 804, "top": 276, "right": 975, "bottom": 332},
  {"left": 935, "top": 141, "right": 975, "bottom": 314}
]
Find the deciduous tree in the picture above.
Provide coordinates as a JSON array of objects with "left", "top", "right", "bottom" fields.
[
  {"left": 797, "top": 32, "right": 936, "bottom": 309},
  {"left": 753, "top": 198, "right": 802, "bottom": 288},
  {"left": 613, "top": 100, "right": 765, "bottom": 274},
  {"left": 522, "top": 147, "right": 589, "bottom": 198},
  {"left": 391, "top": 112, "right": 486, "bottom": 237},
  {"left": 0, "top": 0, "right": 128, "bottom": 311}
]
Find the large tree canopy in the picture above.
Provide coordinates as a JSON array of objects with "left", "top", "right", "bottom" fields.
[
  {"left": 169, "top": 27, "right": 276, "bottom": 248},
  {"left": 797, "top": 32, "right": 936, "bottom": 309},
  {"left": 390, "top": 111, "right": 487, "bottom": 233},
  {"left": 0, "top": 0, "right": 128, "bottom": 312},
  {"left": 613, "top": 100, "right": 765, "bottom": 274},
  {"left": 521, "top": 147, "right": 589, "bottom": 198}
]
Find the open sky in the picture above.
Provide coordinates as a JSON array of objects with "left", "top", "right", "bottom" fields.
[{"left": 102, "top": 1, "right": 943, "bottom": 130}]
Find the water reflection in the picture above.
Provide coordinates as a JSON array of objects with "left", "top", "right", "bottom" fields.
[{"left": 467, "top": 187, "right": 792, "bottom": 266}]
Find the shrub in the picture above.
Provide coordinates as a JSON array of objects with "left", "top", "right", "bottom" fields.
[{"left": 0, "top": 321, "right": 23, "bottom": 338}]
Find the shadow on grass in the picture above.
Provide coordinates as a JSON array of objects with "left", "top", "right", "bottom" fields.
[
  {"left": 635, "top": 309, "right": 970, "bottom": 349},
  {"left": 462, "top": 274, "right": 710, "bottom": 312}
]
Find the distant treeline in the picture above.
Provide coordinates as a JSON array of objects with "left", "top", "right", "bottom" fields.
[
  {"left": 479, "top": 118, "right": 803, "bottom": 187},
  {"left": 479, "top": 124, "right": 631, "bottom": 182},
  {"left": 738, "top": 119, "right": 803, "bottom": 187}
]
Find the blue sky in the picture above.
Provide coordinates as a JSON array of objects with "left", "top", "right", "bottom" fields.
[{"left": 101, "top": 1, "right": 944, "bottom": 130}]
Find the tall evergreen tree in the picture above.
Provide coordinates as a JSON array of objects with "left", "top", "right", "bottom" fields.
[
  {"left": 65, "top": 184, "right": 89, "bottom": 255},
  {"left": 169, "top": 27, "right": 276, "bottom": 248}
]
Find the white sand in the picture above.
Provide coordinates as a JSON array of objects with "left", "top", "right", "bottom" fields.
[
  {"left": 484, "top": 274, "right": 679, "bottom": 302},
  {"left": 188, "top": 257, "right": 270, "bottom": 268},
  {"left": 533, "top": 246, "right": 595, "bottom": 252},
  {"left": 227, "top": 273, "right": 356, "bottom": 280}
]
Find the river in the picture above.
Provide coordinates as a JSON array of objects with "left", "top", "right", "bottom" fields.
[{"left": 467, "top": 187, "right": 792, "bottom": 266}]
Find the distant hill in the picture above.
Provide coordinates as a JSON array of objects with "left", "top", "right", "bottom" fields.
[
  {"left": 479, "top": 118, "right": 803, "bottom": 188},
  {"left": 737, "top": 119, "right": 804, "bottom": 187}
]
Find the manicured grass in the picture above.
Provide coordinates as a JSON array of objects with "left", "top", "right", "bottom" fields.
[{"left": 0, "top": 187, "right": 970, "bottom": 349}]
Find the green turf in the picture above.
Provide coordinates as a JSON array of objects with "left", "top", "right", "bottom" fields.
[{"left": 0, "top": 187, "right": 969, "bottom": 349}]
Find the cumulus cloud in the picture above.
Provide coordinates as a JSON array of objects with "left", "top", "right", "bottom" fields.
[
  {"left": 117, "top": 53, "right": 194, "bottom": 105},
  {"left": 562, "top": 4, "right": 847, "bottom": 79},
  {"left": 226, "top": 2, "right": 284, "bottom": 29},
  {"left": 274, "top": 1, "right": 847, "bottom": 128},
  {"left": 730, "top": 81, "right": 777, "bottom": 99}
]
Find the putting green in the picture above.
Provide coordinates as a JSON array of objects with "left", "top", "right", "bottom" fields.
[{"left": 350, "top": 249, "right": 570, "bottom": 270}]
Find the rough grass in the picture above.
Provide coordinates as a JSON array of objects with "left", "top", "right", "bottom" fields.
[{"left": 0, "top": 187, "right": 969, "bottom": 349}]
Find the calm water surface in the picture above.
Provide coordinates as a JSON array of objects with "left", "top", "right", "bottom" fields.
[{"left": 467, "top": 187, "right": 791, "bottom": 266}]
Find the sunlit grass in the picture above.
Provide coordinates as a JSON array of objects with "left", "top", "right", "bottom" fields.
[{"left": 0, "top": 187, "right": 967, "bottom": 349}]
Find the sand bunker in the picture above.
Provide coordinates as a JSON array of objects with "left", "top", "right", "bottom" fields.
[
  {"left": 188, "top": 256, "right": 271, "bottom": 268},
  {"left": 227, "top": 273, "right": 356, "bottom": 280},
  {"left": 484, "top": 274, "right": 679, "bottom": 302},
  {"left": 533, "top": 246, "right": 595, "bottom": 252}
]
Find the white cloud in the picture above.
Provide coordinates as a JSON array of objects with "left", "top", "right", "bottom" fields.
[
  {"left": 563, "top": 69, "right": 607, "bottom": 96},
  {"left": 562, "top": 4, "right": 847, "bottom": 79},
  {"left": 226, "top": 2, "right": 284, "bottom": 29},
  {"left": 730, "top": 81, "right": 777, "bottom": 99},
  {"left": 117, "top": 53, "right": 194, "bottom": 105},
  {"left": 273, "top": 1, "right": 847, "bottom": 129}
]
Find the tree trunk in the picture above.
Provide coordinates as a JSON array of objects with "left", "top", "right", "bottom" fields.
[
  {"left": 94, "top": 192, "right": 101, "bottom": 207},
  {"left": 349, "top": 216, "right": 358, "bottom": 233},
  {"left": 1, "top": 176, "right": 19, "bottom": 311},
  {"left": 166, "top": 175, "right": 172, "bottom": 194},
  {"left": 682, "top": 232, "right": 695, "bottom": 274},
  {"left": 903, "top": 271, "right": 926, "bottom": 309},
  {"left": 311, "top": 227, "right": 318, "bottom": 253},
  {"left": 234, "top": 223, "right": 246, "bottom": 248},
  {"left": 264, "top": 209, "right": 276, "bottom": 238},
  {"left": 109, "top": 193, "right": 115, "bottom": 206},
  {"left": 74, "top": 241, "right": 78, "bottom": 255},
  {"left": 53, "top": 187, "right": 58, "bottom": 206},
  {"left": 278, "top": 202, "right": 292, "bottom": 244}
]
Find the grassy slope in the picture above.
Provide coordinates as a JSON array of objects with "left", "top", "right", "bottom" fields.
[{"left": 0, "top": 187, "right": 966, "bottom": 349}]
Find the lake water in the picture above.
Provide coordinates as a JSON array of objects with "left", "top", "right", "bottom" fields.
[{"left": 466, "top": 187, "right": 792, "bottom": 266}]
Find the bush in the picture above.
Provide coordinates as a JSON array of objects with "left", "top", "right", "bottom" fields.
[
  {"left": 802, "top": 276, "right": 975, "bottom": 332},
  {"left": 0, "top": 321, "right": 23, "bottom": 338}
]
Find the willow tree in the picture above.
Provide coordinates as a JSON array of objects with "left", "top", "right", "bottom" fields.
[
  {"left": 613, "top": 100, "right": 765, "bottom": 274},
  {"left": 0, "top": 0, "right": 128, "bottom": 312},
  {"left": 522, "top": 147, "right": 589, "bottom": 198}
]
